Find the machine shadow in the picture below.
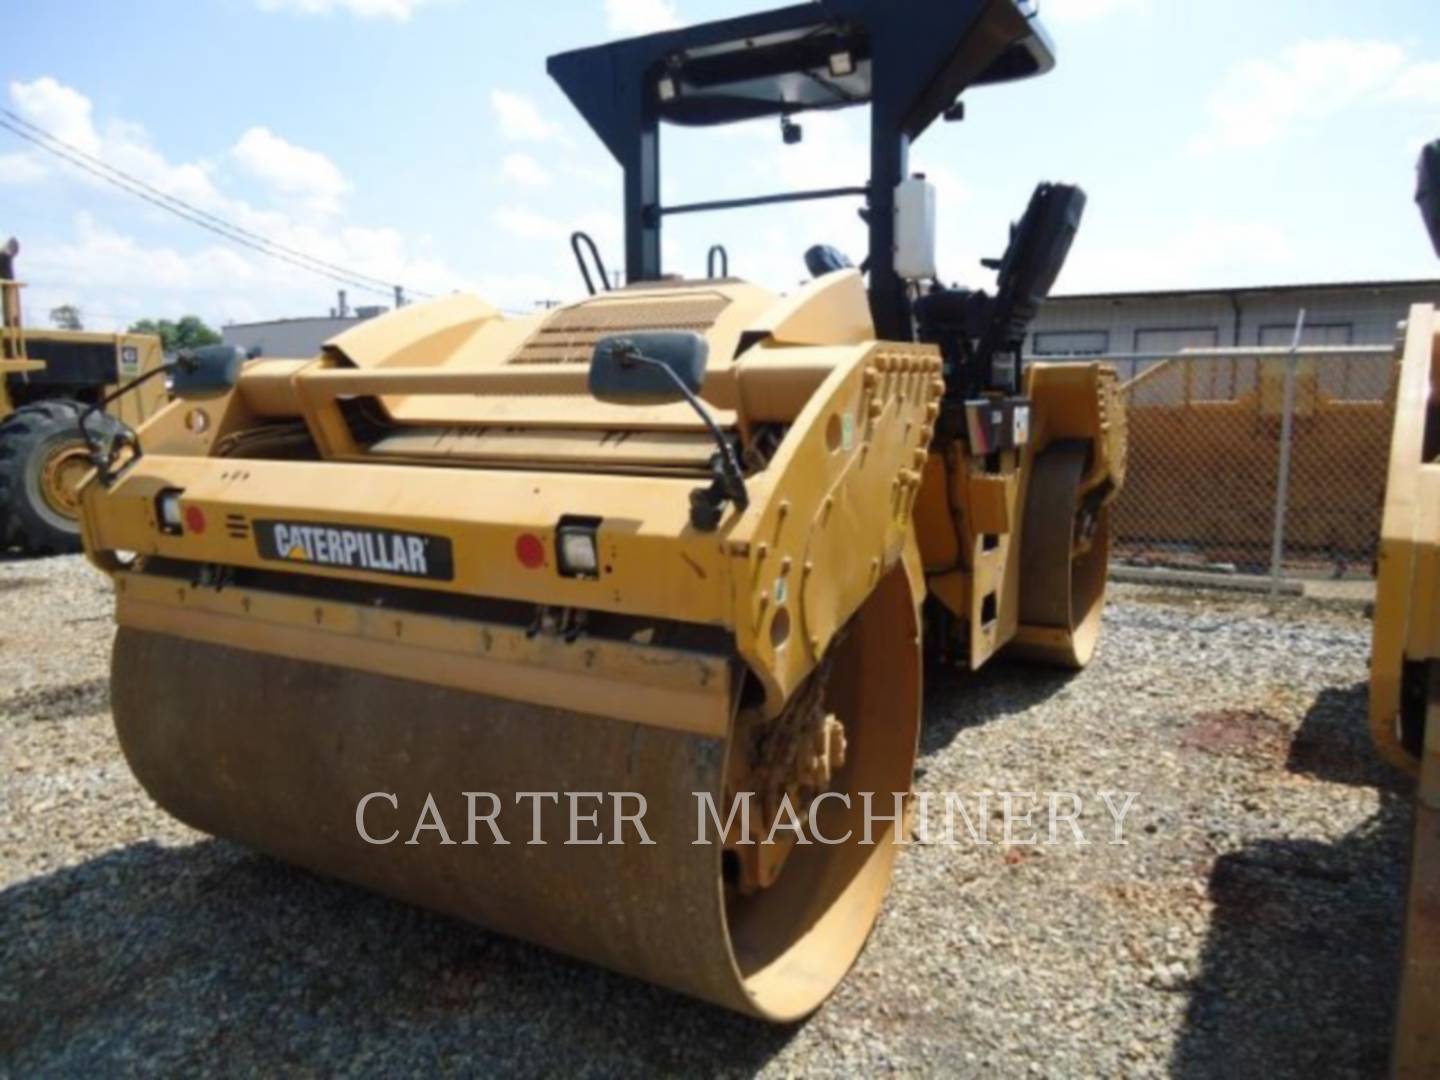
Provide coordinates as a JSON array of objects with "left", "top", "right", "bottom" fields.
[
  {"left": 0, "top": 840, "right": 800, "bottom": 1075},
  {"left": 1287, "top": 682, "right": 1411, "bottom": 793},
  {"left": 1171, "top": 682, "right": 1412, "bottom": 1079},
  {"left": 920, "top": 657, "right": 1076, "bottom": 758}
]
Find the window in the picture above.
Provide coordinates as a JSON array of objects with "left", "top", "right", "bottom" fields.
[
  {"left": 1031, "top": 330, "right": 1110, "bottom": 357},
  {"left": 1257, "top": 322, "right": 1354, "bottom": 347},
  {"left": 1133, "top": 327, "right": 1220, "bottom": 356}
]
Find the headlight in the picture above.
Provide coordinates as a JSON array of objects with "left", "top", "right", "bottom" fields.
[
  {"left": 556, "top": 519, "right": 601, "bottom": 579},
  {"left": 156, "top": 489, "right": 184, "bottom": 535}
]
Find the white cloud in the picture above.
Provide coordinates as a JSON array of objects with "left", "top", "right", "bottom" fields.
[
  {"left": 20, "top": 214, "right": 263, "bottom": 330},
  {"left": 1041, "top": 0, "right": 1148, "bottom": 25},
  {"left": 34, "top": 213, "right": 256, "bottom": 293},
  {"left": 7, "top": 76, "right": 232, "bottom": 208},
  {"left": 232, "top": 126, "right": 350, "bottom": 214},
  {"left": 605, "top": 0, "right": 680, "bottom": 36},
  {"left": 772, "top": 116, "right": 864, "bottom": 189},
  {"left": 9, "top": 76, "right": 101, "bottom": 155},
  {"left": 1389, "top": 62, "right": 1440, "bottom": 105},
  {"left": 500, "top": 152, "right": 552, "bottom": 188},
  {"left": 491, "top": 90, "right": 560, "bottom": 143},
  {"left": 20, "top": 210, "right": 472, "bottom": 331},
  {"left": 1192, "top": 39, "right": 1440, "bottom": 155},
  {"left": 0, "top": 152, "right": 47, "bottom": 185},
  {"left": 494, "top": 207, "right": 566, "bottom": 241},
  {"left": 10, "top": 77, "right": 354, "bottom": 224},
  {"left": 1061, "top": 218, "right": 1293, "bottom": 294},
  {"left": 573, "top": 210, "right": 621, "bottom": 248},
  {"left": 5, "top": 77, "right": 477, "bottom": 327},
  {"left": 4, "top": 76, "right": 596, "bottom": 323},
  {"left": 254, "top": 0, "right": 429, "bottom": 21},
  {"left": 493, "top": 206, "right": 619, "bottom": 279}
]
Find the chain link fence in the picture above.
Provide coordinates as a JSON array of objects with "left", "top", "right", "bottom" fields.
[{"left": 1104, "top": 342, "right": 1398, "bottom": 582}]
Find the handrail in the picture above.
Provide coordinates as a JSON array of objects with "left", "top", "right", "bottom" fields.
[
  {"left": 299, "top": 365, "right": 590, "bottom": 398},
  {"left": 707, "top": 245, "right": 730, "bottom": 280},
  {"left": 570, "top": 232, "right": 613, "bottom": 297},
  {"left": 0, "top": 276, "right": 28, "bottom": 366}
]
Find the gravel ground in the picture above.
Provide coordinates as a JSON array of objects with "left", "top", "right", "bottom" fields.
[{"left": 0, "top": 555, "right": 1413, "bottom": 1078}]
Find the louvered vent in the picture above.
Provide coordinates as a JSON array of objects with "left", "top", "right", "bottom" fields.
[{"left": 508, "top": 292, "right": 732, "bottom": 366}]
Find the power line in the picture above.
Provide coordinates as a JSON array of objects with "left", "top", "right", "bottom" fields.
[
  {"left": 0, "top": 108, "right": 437, "bottom": 301},
  {"left": 0, "top": 113, "right": 392, "bottom": 297},
  {"left": 0, "top": 107, "right": 432, "bottom": 298},
  {"left": 0, "top": 109, "right": 409, "bottom": 298}
]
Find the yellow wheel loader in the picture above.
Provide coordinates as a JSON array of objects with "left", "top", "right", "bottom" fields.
[
  {"left": 1370, "top": 144, "right": 1440, "bottom": 1077},
  {"left": 0, "top": 239, "right": 167, "bottom": 554},
  {"left": 77, "top": 1, "right": 1124, "bottom": 1021}
]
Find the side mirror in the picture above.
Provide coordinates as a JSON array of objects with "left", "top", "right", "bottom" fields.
[
  {"left": 589, "top": 332, "right": 709, "bottom": 404},
  {"left": 172, "top": 344, "right": 245, "bottom": 395},
  {"left": 1418, "top": 139, "right": 1440, "bottom": 258}
]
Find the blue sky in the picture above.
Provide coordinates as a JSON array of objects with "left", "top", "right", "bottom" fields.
[{"left": 5, "top": 0, "right": 1440, "bottom": 331}]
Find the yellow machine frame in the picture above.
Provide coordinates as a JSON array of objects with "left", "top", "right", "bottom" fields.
[
  {"left": 82, "top": 274, "right": 1121, "bottom": 715},
  {"left": 77, "top": 270, "right": 1123, "bottom": 1020},
  {"left": 1371, "top": 306, "right": 1440, "bottom": 1076}
]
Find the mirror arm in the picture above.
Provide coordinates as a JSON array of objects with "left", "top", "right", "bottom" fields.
[
  {"left": 611, "top": 344, "right": 749, "bottom": 531},
  {"left": 79, "top": 354, "right": 198, "bottom": 486}
]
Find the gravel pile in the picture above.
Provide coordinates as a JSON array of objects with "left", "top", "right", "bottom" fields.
[{"left": 0, "top": 557, "right": 1412, "bottom": 1078}]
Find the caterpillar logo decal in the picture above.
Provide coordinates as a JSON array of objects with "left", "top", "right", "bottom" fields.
[{"left": 255, "top": 521, "right": 455, "bottom": 582}]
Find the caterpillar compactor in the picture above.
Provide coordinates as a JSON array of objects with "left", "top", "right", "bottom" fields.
[
  {"left": 79, "top": 0, "right": 1124, "bottom": 1020},
  {"left": 1370, "top": 143, "right": 1440, "bottom": 1077}
]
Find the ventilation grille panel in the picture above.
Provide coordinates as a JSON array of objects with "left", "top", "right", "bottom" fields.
[{"left": 508, "top": 292, "right": 732, "bottom": 366}]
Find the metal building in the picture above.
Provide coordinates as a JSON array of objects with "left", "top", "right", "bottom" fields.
[
  {"left": 1027, "top": 279, "right": 1440, "bottom": 364},
  {"left": 221, "top": 314, "right": 380, "bottom": 361}
]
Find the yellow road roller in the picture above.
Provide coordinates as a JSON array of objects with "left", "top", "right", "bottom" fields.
[
  {"left": 1369, "top": 145, "right": 1440, "bottom": 1077},
  {"left": 78, "top": 0, "right": 1124, "bottom": 1021}
]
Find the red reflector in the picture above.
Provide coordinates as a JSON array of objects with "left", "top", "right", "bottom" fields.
[
  {"left": 515, "top": 533, "right": 545, "bottom": 569},
  {"left": 184, "top": 506, "right": 207, "bottom": 534}
]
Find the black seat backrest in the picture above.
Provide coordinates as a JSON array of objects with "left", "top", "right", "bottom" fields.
[
  {"left": 1418, "top": 139, "right": 1440, "bottom": 259},
  {"left": 916, "top": 182, "right": 1087, "bottom": 399},
  {"left": 985, "top": 182, "right": 1087, "bottom": 350},
  {"left": 804, "top": 245, "right": 856, "bottom": 278}
]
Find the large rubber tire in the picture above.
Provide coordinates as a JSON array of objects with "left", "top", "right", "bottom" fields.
[{"left": 0, "top": 401, "right": 120, "bottom": 556}]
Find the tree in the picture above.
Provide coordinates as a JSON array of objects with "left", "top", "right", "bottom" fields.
[
  {"left": 49, "top": 304, "right": 83, "bottom": 331},
  {"left": 128, "top": 315, "right": 222, "bottom": 352}
]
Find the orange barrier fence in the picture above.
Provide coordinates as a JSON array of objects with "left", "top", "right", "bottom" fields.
[{"left": 1104, "top": 347, "right": 1397, "bottom": 577}]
